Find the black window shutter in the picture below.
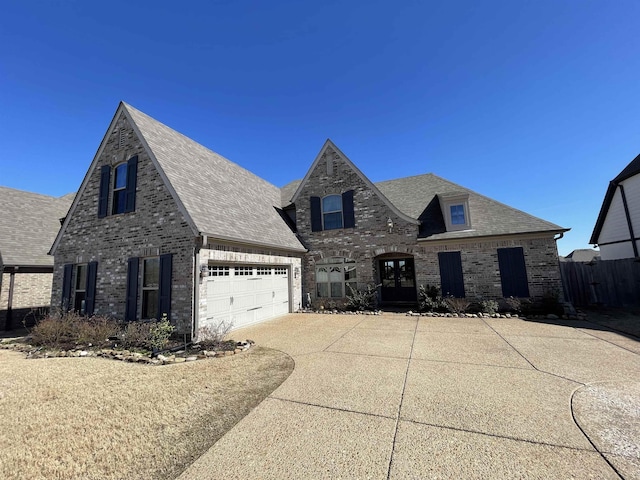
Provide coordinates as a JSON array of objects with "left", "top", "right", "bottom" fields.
[
  {"left": 497, "top": 247, "right": 530, "bottom": 297},
  {"left": 124, "top": 155, "right": 138, "bottom": 213},
  {"left": 310, "top": 196, "right": 322, "bottom": 232},
  {"left": 158, "top": 254, "right": 172, "bottom": 320},
  {"left": 342, "top": 190, "right": 355, "bottom": 229},
  {"left": 85, "top": 261, "right": 98, "bottom": 316},
  {"left": 98, "top": 165, "right": 111, "bottom": 218},
  {"left": 438, "top": 252, "right": 465, "bottom": 298},
  {"left": 61, "top": 263, "right": 73, "bottom": 311},
  {"left": 125, "top": 258, "right": 139, "bottom": 321}
]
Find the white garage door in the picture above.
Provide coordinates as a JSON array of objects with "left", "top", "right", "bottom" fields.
[{"left": 205, "top": 265, "right": 290, "bottom": 331}]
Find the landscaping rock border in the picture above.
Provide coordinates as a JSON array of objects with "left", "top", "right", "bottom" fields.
[{"left": 0, "top": 339, "right": 255, "bottom": 365}]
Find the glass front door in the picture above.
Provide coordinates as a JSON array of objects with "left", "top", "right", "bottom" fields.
[{"left": 379, "top": 258, "right": 417, "bottom": 302}]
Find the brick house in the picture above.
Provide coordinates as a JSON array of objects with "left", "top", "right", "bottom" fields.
[
  {"left": 286, "top": 140, "right": 568, "bottom": 306},
  {"left": 50, "top": 103, "right": 567, "bottom": 337},
  {"left": 0, "top": 187, "right": 74, "bottom": 330}
]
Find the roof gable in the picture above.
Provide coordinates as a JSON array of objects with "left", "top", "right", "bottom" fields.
[
  {"left": 0, "top": 187, "right": 73, "bottom": 267},
  {"left": 290, "top": 139, "right": 419, "bottom": 225},
  {"left": 52, "top": 103, "right": 306, "bottom": 254}
]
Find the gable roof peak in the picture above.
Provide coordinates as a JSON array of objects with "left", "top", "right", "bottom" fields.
[{"left": 289, "top": 140, "right": 419, "bottom": 225}]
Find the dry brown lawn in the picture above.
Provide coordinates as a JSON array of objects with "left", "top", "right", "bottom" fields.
[{"left": 0, "top": 346, "right": 293, "bottom": 480}]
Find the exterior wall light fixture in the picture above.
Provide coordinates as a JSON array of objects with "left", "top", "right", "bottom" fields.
[{"left": 387, "top": 218, "right": 394, "bottom": 233}]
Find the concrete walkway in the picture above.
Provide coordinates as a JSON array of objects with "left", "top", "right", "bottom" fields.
[{"left": 179, "top": 313, "right": 640, "bottom": 479}]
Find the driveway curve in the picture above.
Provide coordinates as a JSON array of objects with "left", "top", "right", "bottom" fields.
[{"left": 179, "top": 313, "right": 640, "bottom": 479}]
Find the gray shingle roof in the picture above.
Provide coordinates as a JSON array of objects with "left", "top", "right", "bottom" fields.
[
  {"left": 0, "top": 187, "right": 73, "bottom": 267},
  {"left": 376, "top": 173, "right": 566, "bottom": 240},
  {"left": 282, "top": 173, "right": 566, "bottom": 240},
  {"left": 124, "top": 104, "right": 306, "bottom": 252}
]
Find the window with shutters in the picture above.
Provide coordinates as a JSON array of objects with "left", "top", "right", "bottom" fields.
[
  {"left": 142, "top": 257, "right": 160, "bottom": 320},
  {"left": 74, "top": 264, "right": 87, "bottom": 314},
  {"left": 310, "top": 190, "right": 355, "bottom": 232},
  {"left": 316, "top": 258, "right": 357, "bottom": 298},
  {"left": 62, "top": 261, "right": 97, "bottom": 316},
  {"left": 98, "top": 155, "right": 138, "bottom": 218}
]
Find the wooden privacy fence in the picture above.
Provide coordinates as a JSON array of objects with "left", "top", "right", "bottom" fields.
[{"left": 560, "top": 258, "right": 640, "bottom": 307}]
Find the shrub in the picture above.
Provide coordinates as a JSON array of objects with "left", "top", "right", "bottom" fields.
[
  {"left": 196, "top": 319, "right": 234, "bottom": 349},
  {"left": 445, "top": 297, "right": 471, "bottom": 314},
  {"left": 502, "top": 296, "right": 522, "bottom": 314},
  {"left": 345, "top": 284, "right": 379, "bottom": 311},
  {"left": 31, "top": 313, "right": 78, "bottom": 348},
  {"left": 480, "top": 299, "right": 499, "bottom": 315},
  {"left": 148, "top": 315, "right": 175, "bottom": 351},
  {"left": 418, "top": 285, "right": 450, "bottom": 313},
  {"left": 30, "top": 312, "right": 119, "bottom": 349},
  {"left": 121, "top": 321, "right": 153, "bottom": 350}
]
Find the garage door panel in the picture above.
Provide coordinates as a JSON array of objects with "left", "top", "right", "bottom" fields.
[{"left": 206, "top": 265, "right": 291, "bottom": 330}]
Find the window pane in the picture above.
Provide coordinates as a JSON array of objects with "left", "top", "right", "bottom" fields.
[
  {"left": 322, "top": 195, "right": 342, "bottom": 212},
  {"left": 323, "top": 212, "right": 343, "bottom": 230},
  {"left": 450, "top": 205, "right": 465, "bottom": 225},
  {"left": 143, "top": 258, "right": 160, "bottom": 287},
  {"left": 114, "top": 164, "right": 128, "bottom": 189},
  {"left": 75, "top": 265, "right": 86, "bottom": 290},
  {"left": 329, "top": 266, "right": 343, "bottom": 282},
  {"left": 330, "top": 282, "right": 343, "bottom": 297},
  {"left": 316, "top": 267, "right": 328, "bottom": 283},
  {"left": 142, "top": 290, "right": 159, "bottom": 319},
  {"left": 112, "top": 190, "right": 126, "bottom": 214},
  {"left": 317, "top": 283, "right": 329, "bottom": 298},
  {"left": 346, "top": 281, "right": 358, "bottom": 296},
  {"left": 345, "top": 266, "right": 356, "bottom": 282},
  {"left": 74, "top": 292, "right": 86, "bottom": 314}
]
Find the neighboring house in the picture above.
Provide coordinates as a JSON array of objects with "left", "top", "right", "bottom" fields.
[
  {"left": 590, "top": 153, "right": 640, "bottom": 260},
  {"left": 0, "top": 187, "right": 74, "bottom": 330},
  {"left": 560, "top": 249, "right": 600, "bottom": 263},
  {"left": 50, "top": 103, "right": 568, "bottom": 337}
]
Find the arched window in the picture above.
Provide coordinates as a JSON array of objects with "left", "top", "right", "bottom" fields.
[
  {"left": 315, "top": 257, "right": 357, "bottom": 298},
  {"left": 322, "top": 195, "right": 343, "bottom": 230}
]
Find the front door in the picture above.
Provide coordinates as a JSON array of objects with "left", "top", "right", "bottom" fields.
[{"left": 379, "top": 258, "right": 417, "bottom": 302}]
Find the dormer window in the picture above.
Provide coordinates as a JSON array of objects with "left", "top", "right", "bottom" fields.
[
  {"left": 438, "top": 193, "right": 471, "bottom": 231},
  {"left": 450, "top": 204, "right": 466, "bottom": 225},
  {"left": 322, "top": 195, "right": 343, "bottom": 230}
]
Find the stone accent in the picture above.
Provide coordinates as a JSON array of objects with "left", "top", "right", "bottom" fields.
[
  {"left": 295, "top": 146, "right": 563, "bottom": 302},
  {"left": 0, "top": 339, "right": 254, "bottom": 365},
  {"left": 51, "top": 113, "right": 195, "bottom": 334}
]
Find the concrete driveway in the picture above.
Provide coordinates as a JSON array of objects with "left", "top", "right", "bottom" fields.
[{"left": 179, "top": 313, "right": 640, "bottom": 479}]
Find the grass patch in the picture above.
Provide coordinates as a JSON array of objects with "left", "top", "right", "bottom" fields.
[{"left": 0, "top": 346, "right": 293, "bottom": 480}]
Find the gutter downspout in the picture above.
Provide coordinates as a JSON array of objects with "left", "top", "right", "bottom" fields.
[{"left": 553, "top": 232, "right": 567, "bottom": 303}]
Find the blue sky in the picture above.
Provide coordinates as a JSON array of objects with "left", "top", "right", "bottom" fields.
[{"left": 1, "top": 0, "right": 639, "bottom": 256}]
